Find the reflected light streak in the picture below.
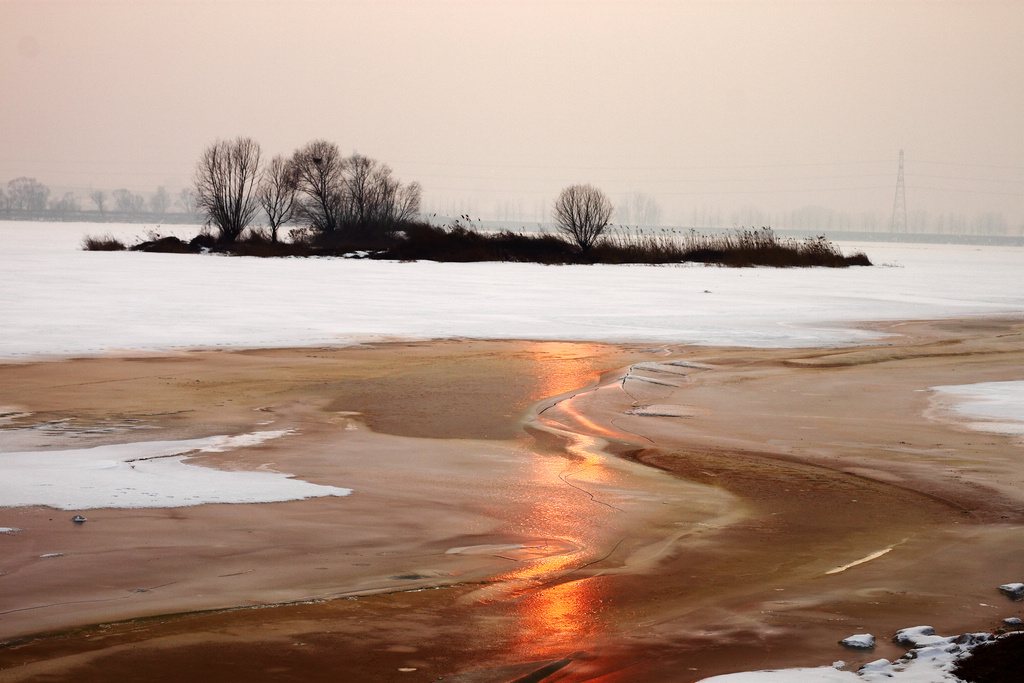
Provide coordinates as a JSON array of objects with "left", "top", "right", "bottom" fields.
[
  {"left": 490, "top": 430, "right": 624, "bottom": 654},
  {"left": 526, "top": 342, "right": 610, "bottom": 404},
  {"left": 557, "top": 391, "right": 626, "bottom": 440},
  {"left": 493, "top": 547, "right": 608, "bottom": 652},
  {"left": 491, "top": 343, "right": 630, "bottom": 655}
]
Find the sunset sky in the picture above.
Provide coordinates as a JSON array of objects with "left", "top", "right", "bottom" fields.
[{"left": 2, "top": 0, "right": 1021, "bottom": 227}]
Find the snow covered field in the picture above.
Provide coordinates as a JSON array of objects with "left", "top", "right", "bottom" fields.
[{"left": 2, "top": 222, "right": 1023, "bottom": 357}]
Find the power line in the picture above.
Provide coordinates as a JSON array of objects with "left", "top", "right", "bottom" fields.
[{"left": 891, "top": 150, "right": 907, "bottom": 233}]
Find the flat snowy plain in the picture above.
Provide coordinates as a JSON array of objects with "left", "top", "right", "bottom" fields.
[
  {"left": 2, "top": 221, "right": 1023, "bottom": 681},
  {"left": 2, "top": 222, "right": 1023, "bottom": 356}
]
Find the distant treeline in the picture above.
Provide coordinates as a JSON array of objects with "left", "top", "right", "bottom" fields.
[
  {"left": 2, "top": 209, "right": 199, "bottom": 224},
  {"left": 0, "top": 177, "right": 200, "bottom": 223}
]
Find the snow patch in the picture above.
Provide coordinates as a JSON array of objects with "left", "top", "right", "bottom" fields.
[
  {"left": 0, "top": 431, "right": 352, "bottom": 510},
  {"left": 930, "top": 381, "right": 1024, "bottom": 440}
]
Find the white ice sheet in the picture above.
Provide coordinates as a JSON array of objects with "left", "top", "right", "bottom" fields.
[
  {"left": 2, "top": 222, "right": 1023, "bottom": 358},
  {"left": 0, "top": 431, "right": 352, "bottom": 509}
]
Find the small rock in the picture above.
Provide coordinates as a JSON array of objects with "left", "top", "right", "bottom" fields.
[
  {"left": 71, "top": 515, "right": 87, "bottom": 524},
  {"left": 999, "top": 583, "right": 1024, "bottom": 600},
  {"left": 840, "top": 633, "right": 875, "bottom": 649},
  {"left": 1003, "top": 617, "right": 1023, "bottom": 626}
]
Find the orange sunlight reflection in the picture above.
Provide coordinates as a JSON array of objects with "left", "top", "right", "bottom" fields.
[
  {"left": 552, "top": 391, "right": 628, "bottom": 441},
  {"left": 526, "top": 342, "right": 610, "bottom": 402},
  {"left": 491, "top": 431, "right": 625, "bottom": 655},
  {"left": 488, "top": 342, "right": 632, "bottom": 656}
]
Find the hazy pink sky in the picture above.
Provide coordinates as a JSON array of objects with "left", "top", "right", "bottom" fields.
[{"left": 2, "top": 0, "right": 1021, "bottom": 226}]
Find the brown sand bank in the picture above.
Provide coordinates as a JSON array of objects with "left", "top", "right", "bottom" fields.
[{"left": 1, "top": 320, "right": 1024, "bottom": 681}]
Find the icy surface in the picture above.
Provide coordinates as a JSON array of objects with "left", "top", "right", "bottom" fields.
[
  {"left": 931, "top": 381, "right": 1024, "bottom": 438},
  {"left": 626, "top": 405, "right": 698, "bottom": 417},
  {"left": 0, "top": 431, "right": 352, "bottom": 509},
  {"left": 2, "top": 222, "right": 1024, "bottom": 358}
]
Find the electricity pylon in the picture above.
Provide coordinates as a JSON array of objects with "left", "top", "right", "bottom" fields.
[{"left": 890, "top": 149, "right": 907, "bottom": 233}]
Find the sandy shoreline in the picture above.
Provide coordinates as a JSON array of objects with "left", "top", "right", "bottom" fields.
[{"left": 1, "top": 320, "right": 1023, "bottom": 681}]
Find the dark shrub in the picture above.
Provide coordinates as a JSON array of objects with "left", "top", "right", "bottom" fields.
[
  {"left": 82, "top": 234, "right": 126, "bottom": 251},
  {"left": 129, "top": 236, "right": 196, "bottom": 254},
  {"left": 189, "top": 233, "right": 218, "bottom": 251}
]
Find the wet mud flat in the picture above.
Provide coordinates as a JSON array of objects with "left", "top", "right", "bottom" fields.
[{"left": 2, "top": 320, "right": 1024, "bottom": 681}]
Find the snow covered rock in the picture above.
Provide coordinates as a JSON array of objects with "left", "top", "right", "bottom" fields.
[
  {"left": 893, "top": 625, "right": 934, "bottom": 644},
  {"left": 1003, "top": 617, "right": 1023, "bottom": 626},
  {"left": 999, "top": 583, "right": 1024, "bottom": 600},
  {"left": 840, "top": 634, "right": 875, "bottom": 649},
  {"left": 892, "top": 625, "right": 956, "bottom": 648},
  {"left": 857, "top": 658, "right": 892, "bottom": 675}
]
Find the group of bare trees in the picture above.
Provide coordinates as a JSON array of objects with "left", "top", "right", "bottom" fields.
[
  {"left": 2, "top": 177, "right": 50, "bottom": 213},
  {"left": 193, "top": 136, "right": 423, "bottom": 244},
  {"left": 192, "top": 137, "right": 613, "bottom": 252},
  {"left": 4, "top": 144, "right": 614, "bottom": 254},
  {"left": 0, "top": 177, "right": 193, "bottom": 220}
]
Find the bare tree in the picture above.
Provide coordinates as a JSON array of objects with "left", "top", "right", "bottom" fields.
[
  {"left": 291, "top": 139, "right": 346, "bottom": 234},
  {"left": 393, "top": 181, "right": 422, "bottom": 223},
  {"left": 50, "top": 191, "right": 79, "bottom": 219},
  {"left": 257, "top": 155, "right": 299, "bottom": 242},
  {"left": 618, "top": 191, "right": 661, "bottom": 226},
  {"left": 89, "top": 189, "right": 107, "bottom": 214},
  {"left": 341, "top": 153, "right": 382, "bottom": 229},
  {"left": 340, "top": 153, "right": 420, "bottom": 235},
  {"left": 0, "top": 188, "right": 6, "bottom": 215},
  {"left": 193, "top": 137, "right": 262, "bottom": 243},
  {"left": 8, "top": 177, "right": 50, "bottom": 212},
  {"left": 553, "top": 184, "right": 614, "bottom": 253},
  {"left": 177, "top": 188, "right": 198, "bottom": 217},
  {"left": 149, "top": 186, "right": 171, "bottom": 215},
  {"left": 113, "top": 188, "right": 145, "bottom": 214}
]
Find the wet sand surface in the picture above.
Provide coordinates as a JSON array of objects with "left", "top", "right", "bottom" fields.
[{"left": 1, "top": 321, "right": 1024, "bottom": 681}]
